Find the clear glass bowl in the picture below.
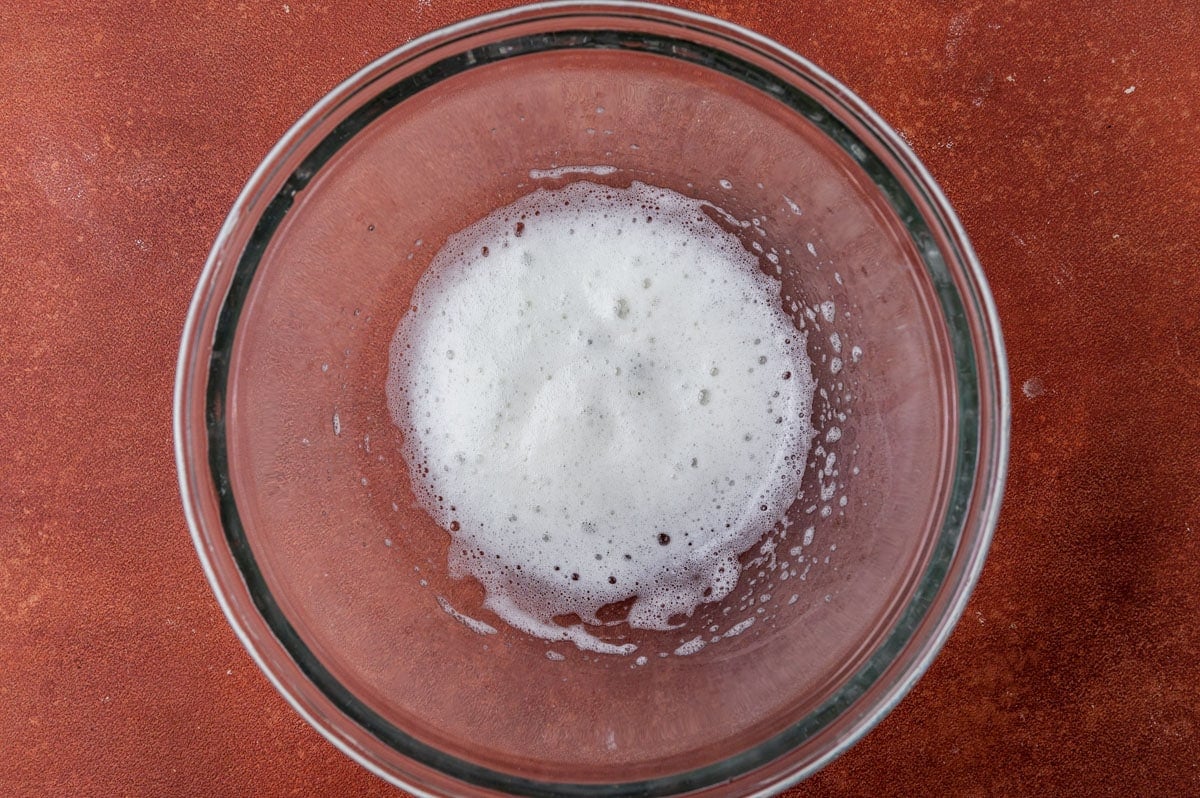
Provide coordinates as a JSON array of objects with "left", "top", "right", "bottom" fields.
[{"left": 175, "top": 3, "right": 1009, "bottom": 795}]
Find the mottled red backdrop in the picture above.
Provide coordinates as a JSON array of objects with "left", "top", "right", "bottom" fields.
[{"left": 2, "top": 1, "right": 1198, "bottom": 795}]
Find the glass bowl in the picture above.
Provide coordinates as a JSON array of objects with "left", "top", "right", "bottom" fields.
[{"left": 174, "top": 2, "right": 1009, "bottom": 796}]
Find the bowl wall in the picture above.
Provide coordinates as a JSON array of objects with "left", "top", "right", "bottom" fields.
[{"left": 177, "top": 4, "right": 1007, "bottom": 795}]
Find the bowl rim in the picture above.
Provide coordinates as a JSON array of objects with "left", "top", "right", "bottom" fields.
[{"left": 174, "top": 2, "right": 1010, "bottom": 795}]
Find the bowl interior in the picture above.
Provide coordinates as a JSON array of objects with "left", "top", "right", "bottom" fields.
[{"left": 211, "top": 21, "right": 968, "bottom": 791}]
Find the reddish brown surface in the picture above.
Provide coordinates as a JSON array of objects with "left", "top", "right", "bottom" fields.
[{"left": 2, "top": 1, "right": 1197, "bottom": 795}]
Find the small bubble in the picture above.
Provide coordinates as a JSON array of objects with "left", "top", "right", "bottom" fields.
[{"left": 658, "top": 533, "right": 671, "bottom": 545}]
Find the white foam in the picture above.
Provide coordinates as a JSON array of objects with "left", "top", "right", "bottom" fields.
[
  {"left": 674, "top": 636, "right": 708, "bottom": 656},
  {"left": 528, "top": 165, "right": 617, "bottom": 180},
  {"left": 388, "top": 181, "right": 815, "bottom": 654},
  {"left": 436, "top": 596, "right": 498, "bottom": 636},
  {"left": 722, "top": 617, "right": 755, "bottom": 638}
]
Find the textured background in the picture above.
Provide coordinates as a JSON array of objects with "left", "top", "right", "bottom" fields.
[{"left": 2, "top": 1, "right": 1198, "bottom": 795}]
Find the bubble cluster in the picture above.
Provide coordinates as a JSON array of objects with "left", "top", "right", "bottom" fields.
[{"left": 387, "top": 181, "right": 816, "bottom": 654}]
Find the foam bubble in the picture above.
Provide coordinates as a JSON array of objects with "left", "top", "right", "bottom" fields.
[{"left": 387, "top": 181, "right": 816, "bottom": 654}]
